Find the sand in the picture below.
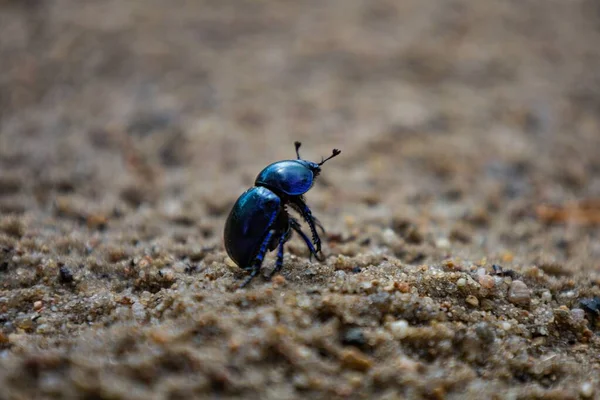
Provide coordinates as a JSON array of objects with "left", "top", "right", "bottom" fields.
[{"left": 1, "top": 0, "right": 600, "bottom": 398}]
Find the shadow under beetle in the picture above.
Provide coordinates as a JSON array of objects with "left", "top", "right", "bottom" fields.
[{"left": 224, "top": 142, "right": 341, "bottom": 288}]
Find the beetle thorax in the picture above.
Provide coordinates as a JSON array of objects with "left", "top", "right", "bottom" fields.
[{"left": 255, "top": 159, "right": 317, "bottom": 197}]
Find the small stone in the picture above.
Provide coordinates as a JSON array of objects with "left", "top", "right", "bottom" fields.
[
  {"left": 501, "top": 252, "right": 514, "bottom": 263},
  {"left": 149, "top": 329, "right": 171, "bottom": 344},
  {"left": 478, "top": 274, "right": 495, "bottom": 289},
  {"left": 87, "top": 214, "right": 108, "bottom": 230},
  {"left": 436, "top": 238, "right": 450, "bottom": 249},
  {"left": 272, "top": 275, "right": 287, "bottom": 286},
  {"left": 344, "top": 215, "right": 356, "bottom": 227},
  {"left": 480, "top": 299, "right": 495, "bottom": 311},
  {"left": 456, "top": 278, "right": 466, "bottom": 287},
  {"left": 466, "top": 295, "right": 479, "bottom": 307},
  {"left": 474, "top": 322, "right": 495, "bottom": 344},
  {"left": 571, "top": 308, "right": 586, "bottom": 323},
  {"left": 580, "top": 382, "right": 594, "bottom": 398},
  {"left": 160, "top": 268, "right": 175, "bottom": 281},
  {"left": 389, "top": 320, "right": 410, "bottom": 339},
  {"left": 541, "top": 290, "right": 552, "bottom": 303},
  {"left": 382, "top": 228, "right": 398, "bottom": 245},
  {"left": 397, "top": 282, "right": 411, "bottom": 293},
  {"left": 561, "top": 290, "right": 577, "bottom": 299},
  {"left": 33, "top": 301, "right": 43, "bottom": 311},
  {"left": 508, "top": 280, "right": 531, "bottom": 306},
  {"left": 341, "top": 328, "right": 366, "bottom": 347},
  {"left": 131, "top": 302, "right": 147, "bottom": 322},
  {"left": 340, "top": 348, "right": 373, "bottom": 371},
  {"left": 173, "top": 262, "right": 187, "bottom": 273},
  {"left": 334, "top": 270, "right": 347, "bottom": 279},
  {"left": 58, "top": 266, "right": 74, "bottom": 284}
]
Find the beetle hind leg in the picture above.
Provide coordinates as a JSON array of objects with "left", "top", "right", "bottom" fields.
[
  {"left": 240, "top": 267, "right": 260, "bottom": 288},
  {"left": 269, "top": 233, "right": 288, "bottom": 278},
  {"left": 239, "top": 229, "right": 275, "bottom": 288}
]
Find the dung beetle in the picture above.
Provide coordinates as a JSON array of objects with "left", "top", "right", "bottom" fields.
[{"left": 224, "top": 142, "right": 341, "bottom": 287}]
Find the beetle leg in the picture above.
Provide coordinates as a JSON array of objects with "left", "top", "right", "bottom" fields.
[
  {"left": 290, "top": 218, "right": 324, "bottom": 262},
  {"left": 291, "top": 198, "right": 323, "bottom": 255},
  {"left": 240, "top": 267, "right": 261, "bottom": 288},
  {"left": 269, "top": 233, "right": 288, "bottom": 278},
  {"left": 240, "top": 229, "right": 274, "bottom": 288},
  {"left": 313, "top": 216, "right": 326, "bottom": 235}
]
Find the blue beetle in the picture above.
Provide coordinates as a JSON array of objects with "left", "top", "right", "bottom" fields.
[{"left": 224, "top": 142, "right": 341, "bottom": 287}]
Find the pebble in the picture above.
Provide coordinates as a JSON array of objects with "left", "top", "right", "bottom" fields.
[
  {"left": 58, "top": 266, "right": 74, "bottom": 284},
  {"left": 382, "top": 228, "right": 398, "bottom": 245},
  {"left": 560, "top": 290, "right": 577, "bottom": 299},
  {"left": 571, "top": 308, "right": 586, "bottom": 323},
  {"left": 456, "top": 278, "right": 466, "bottom": 287},
  {"left": 272, "top": 275, "right": 287, "bottom": 286},
  {"left": 33, "top": 301, "right": 43, "bottom": 311},
  {"left": 334, "top": 270, "right": 347, "bottom": 279},
  {"left": 340, "top": 348, "right": 372, "bottom": 371},
  {"left": 389, "top": 320, "right": 410, "bottom": 339},
  {"left": 580, "top": 382, "right": 594, "bottom": 398},
  {"left": 466, "top": 295, "right": 479, "bottom": 307},
  {"left": 508, "top": 280, "right": 531, "bottom": 306},
  {"left": 131, "top": 302, "right": 147, "bottom": 322},
  {"left": 436, "top": 238, "right": 450, "bottom": 249},
  {"left": 541, "top": 290, "right": 552, "bottom": 303},
  {"left": 173, "top": 262, "right": 187, "bottom": 273},
  {"left": 342, "top": 328, "right": 366, "bottom": 347},
  {"left": 478, "top": 274, "right": 495, "bottom": 289}
]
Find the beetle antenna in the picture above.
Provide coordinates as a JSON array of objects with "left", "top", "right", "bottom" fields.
[
  {"left": 318, "top": 148, "right": 341, "bottom": 165},
  {"left": 294, "top": 141, "right": 302, "bottom": 159}
]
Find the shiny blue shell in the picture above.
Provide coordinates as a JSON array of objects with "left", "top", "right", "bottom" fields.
[
  {"left": 224, "top": 186, "right": 281, "bottom": 268},
  {"left": 255, "top": 160, "right": 317, "bottom": 196}
]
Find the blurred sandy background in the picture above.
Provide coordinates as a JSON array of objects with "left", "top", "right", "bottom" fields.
[{"left": 1, "top": 1, "right": 600, "bottom": 398}]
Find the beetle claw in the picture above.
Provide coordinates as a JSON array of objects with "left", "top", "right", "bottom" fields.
[
  {"left": 315, "top": 251, "right": 326, "bottom": 262},
  {"left": 239, "top": 274, "right": 255, "bottom": 289},
  {"left": 314, "top": 218, "right": 326, "bottom": 235}
]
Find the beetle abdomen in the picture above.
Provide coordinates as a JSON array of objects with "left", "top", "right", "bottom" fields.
[{"left": 224, "top": 186, "right": 281, "bottom": 268}]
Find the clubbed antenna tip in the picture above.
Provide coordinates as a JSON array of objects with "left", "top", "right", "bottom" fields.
[
  {"left": 319, "top": 148, "right": 341, "bottom": 166},
  {"left": 294, "top": 141, "right": 302, "bottom": 159}
]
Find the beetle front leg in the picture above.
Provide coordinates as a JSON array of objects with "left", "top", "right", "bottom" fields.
[
  {"left": 291, "top": 198, "right": 323, "bottom": 255},
  {"left": 313, "top": 217, "right": 326, "bottom": 235},
  {"left": 240, "top": 229, "right": 274, "bottom": 288},
  {"left": 290, "top": 218, "right": 324, "bottom": 262}
]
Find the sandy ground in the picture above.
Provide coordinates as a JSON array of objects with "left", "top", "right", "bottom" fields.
[{"left": 1, "top": 0, "right": 600, "bottom": 398}]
